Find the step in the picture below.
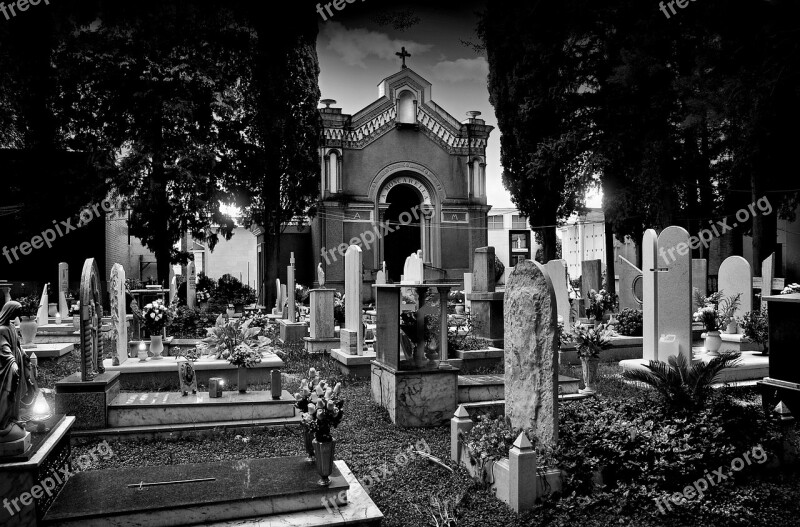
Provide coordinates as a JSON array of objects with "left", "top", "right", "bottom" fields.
[
  {"left": 43, "top": 456, "right": 351, "bottom": 527},
  {"left": 108, "top": 390, "right": 296, "bottom": 427},
  {"left": 72, "top": 414, "right": 302, "bottom": 441},
  {"left": 457, "top": 374, "right": 580, "bottom": 403}
]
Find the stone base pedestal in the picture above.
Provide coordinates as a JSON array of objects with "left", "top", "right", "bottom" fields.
[
  {"left": 340, "top": 329, "right": 362, "bottom": 355},
  {"left": 55, "top": 371, "right": 120, "bottom": 430},
  {"left": 467, "top": 291, "right": 504, "bottom": 349},
  {"left": 303, "top": 337, "right": 340, "bottom": 354},
  {"left": 0, "top": 416, "right": 75, "bottom": 526},
  {"left": 279, "top": 320, "right": 309, "bottom": 344},
  {"left": 0, "top": 431, "right": 30, "bottom": 457},
  {"left": 331, "top": 348, "right": 376, "bottom": 378},
  {"left": 370, "top": 361, "right": 459, "bottom": 427}
]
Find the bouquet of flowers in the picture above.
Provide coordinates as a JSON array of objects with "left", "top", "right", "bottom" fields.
[
  {"left": 244, "top": 310, "right": 270, "bottom": 329},
  {"left": 564, "top": 324, "right": 614, "bottom": 359},
  {"left": 18, "top": 295, "right": 40, "bottom": 319},
  {"left": 692, "top": 291, "right": 741, "bottom": 332},
  {"left": 586, "top": 289, "right": 617, "bottom": 321},
  {"left": 781, "top": 283, "right": 800, "bottom": 295},
  {"left": 138, "top": 299, "right": 174, "bottom": 334},
  {"left": 295, "top": 368, "right": 344, "bottom": 442},
  {"left": 333, "top": 292, "right": 345, "bottom": 325},
  {"left": 196, "top": 290, "right": 211, "bottom": 303},
  {"left": 199, "top": 315, "right": 273, "bottom": 360},
  {"left": 448, "top": 290, "right": 465, "bottom": 304},
  {"left": 227, "top": 343, "right": 263, "bottom": 368}
]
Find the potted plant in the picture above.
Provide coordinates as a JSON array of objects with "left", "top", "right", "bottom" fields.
[
  {"left": 227, "top": 342, "right": 262, "bottom": 393},
  {"left": 564, "top": 323, "right": 613, "bottom": 394},
  {"left": 738, "top": 309, "right": 769, "bottom": 355},
  {"left": 137, "top": 299, "right": 174, "bottom": 359},
  {"left": 17, "top": 294, "right": 40, "bottom": 347},
  {"left": 297, "top": 375, "right": 344, "bottom": 486},
  {"left": 200, "top": 315, "right": 272, "bottom": 392},
  {"left": 586, "top": 289, "right": 618, "bottom": 324},
  {"left": 693, "top": 291, "right": 741, "bottom": 355}
]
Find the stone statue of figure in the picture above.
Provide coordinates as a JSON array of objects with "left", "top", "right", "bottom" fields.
[
  {"left": 0, "top": 301, "right": 38, "bottom": 444},
  {"left": 318, "top": 263, "right": 325, "bottom": 288}
]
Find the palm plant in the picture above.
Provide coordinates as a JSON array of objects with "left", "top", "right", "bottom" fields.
[{"left": 621, "top": 352, "right": 741, "bottom": 411}]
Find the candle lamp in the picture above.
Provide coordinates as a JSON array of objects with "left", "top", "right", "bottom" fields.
[{"left": 209, "top": 377, "right": 224, "bottom": 398}]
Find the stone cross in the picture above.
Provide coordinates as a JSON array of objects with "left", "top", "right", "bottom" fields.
[
  {"left": 110, "top": 264, "right": 128, "bottom": 366},
  {"left": 655, "top": 226, "right": 692, "bottom": 363},
  {"left": 80, "top": 258, "right": 104, "bottom": 381},
  {"left": 617, "top": 256, "right": 643, "bottom": 312},
  {"left": 186, "top": 261, "right": 197, "bottom": 309},
  {"left": 340, "top": 245, "right": 364, "bottom": 354},
  {"left": 288, "top": 252, "right": 296, "bottom": 323},
  {"left": 642, "top": 229, "right": 659, "bottom": 361},
  {"left": 718, "top": 256, "right": 752, "bottom": 325},
  {"left": 472, "top": 247, "right": 496, "bottom": 293},
  {"left": 504, "top": 259, "right": 559, "bottom": 446},
  {"left": 544, "top": 259, "right": 571, "bottom": 332},
  {"left": 396, "top": 46, "right": 411, "bottom": 68},
  {"left": 58, "top": 262, "right": 69, "bottom": 319}
]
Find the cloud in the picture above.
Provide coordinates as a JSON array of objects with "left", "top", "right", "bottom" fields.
[
  {"left": 321, "top": 22, "right": 432, "bottom": 68},
  {"left": 431, "top": 57, "right": 489, "bottom": 84}
]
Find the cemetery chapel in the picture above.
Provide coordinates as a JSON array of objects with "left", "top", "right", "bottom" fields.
[{"left": 311, "top": 52, "right": 494, "bottom": 287}]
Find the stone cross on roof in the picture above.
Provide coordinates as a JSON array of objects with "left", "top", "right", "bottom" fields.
[{"left": 396, "top": 47, "right": 411, "bottom": 69}]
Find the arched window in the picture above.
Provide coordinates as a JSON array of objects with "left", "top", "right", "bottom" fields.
[
  {"left": 397, "top": 91, "right": 416, "bottom": 124},
  {"left": 328, "top": 150, "right": 339, "bottom": 192}
]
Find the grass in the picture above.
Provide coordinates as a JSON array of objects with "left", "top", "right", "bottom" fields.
[{"left": 36, "top": 330, "right": 800, "bottom": 526}]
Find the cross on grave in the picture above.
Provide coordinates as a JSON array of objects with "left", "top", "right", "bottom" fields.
[{"left": 396, "top": 46, "right": 411, "bottom": 69}]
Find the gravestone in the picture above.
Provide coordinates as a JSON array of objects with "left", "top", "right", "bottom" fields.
[
  {"left": 287, "top": 253, "right": 296, "bottom": 323},
  {"left": 402, "top": 253, "right": 424, "bottom": 284},
  {"left": 656, "top": 226, "right": 692, "bottom": 363},
  {"left": 110, "top": 264, "right": 128, "bottom": 366},
  {"left": 310, "top": 289, "right": 335, "bottom": 340},
  {"left": 79, "top": 259, "right": 104, "bottom": 380},
  {"left": 273, "top": 279, "right": 283, "bottom": 315},
  {"left": 580, "top": 259, "right": 602, "bottom": 311},
  {"left": 761, "top": 253, "right": 775, "bottom": 312},
  {"left": 504, "top": 260, "right": 559, "bottom": 445},
  {"left": 169, "top": 266, "right": 177, "bottom": 304},
  {"left": 58, "top": 262, "right": 69, "bottom": 318},
  {"left": 467, "top": 247, "right": 504, "bottom": 348},
  {"left": 340, "top": 245, "right": 364, "bottom": 355},
  {"left": 37, "top": 283, "right": 49, "bottom": 326},
  {"left": 186, "top": 261, "right": 196, "bottom": 309},
  {"left": 375, "top": 261, "right": 386, "bottom": 286},
  {"left": 691, "top": 259, "right": 708, "bottom": 312},
  {"left": 718, "top": 256, "right": 752, "bottom": 322},
  {"left": 280, "top": 285, "right": 288, "bottom": 317},
  {"left": 618, "top": 256, "right": 643, "bottom": 312},
  {"left": 463, "top": 272, "right": 473, "bottom": 311},
  {"left": 544, "top": 259, "right": 571, "bottom": 332},
  {"left": 642, "top": 229, "right": 659, "bottom": 361},
  {"left": 472, "top": 247, "right": 496, "bottom": 293}
]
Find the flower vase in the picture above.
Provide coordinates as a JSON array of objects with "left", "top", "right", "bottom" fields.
[
  {"left": 725, "top": 321, "right": 738, "bottom": 334},
  {"left": 704, "top": 330, "right": 722, "bottom": 355},
  {"left": 226, "top": 306, "right": 235, "bottom": 318},
  {"left": 302, "top": 426, "right": 315, "bottom": 462},
  {"left": 312, "top": 439, "right": 336, "bottom": 486},
  {"left": 149, "top": 335, "right": 164, "bottom": 360},
  {"left": 579, "top": 357, "right": 599, "bottom": 395},
  {"left": 455, "top": 304, "right": 465, "bottom": 315},
  {"left": 238, "top": 367, "right": 248, "bottom": 393},
  {"left": 19, "top": 317, "right": 38, "bottom": 348}
]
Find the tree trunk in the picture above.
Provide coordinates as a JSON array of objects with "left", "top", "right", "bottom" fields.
[
  {"left": 604, "top": 221, "right": 616, "bottom": 298},
  {"left": 538, "top": 225, "right": 557, "bottom": 263}
]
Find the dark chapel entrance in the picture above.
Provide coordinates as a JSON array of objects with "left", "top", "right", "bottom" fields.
[{"left": 383, "top": 184, "right": 421, "bottom": 282}]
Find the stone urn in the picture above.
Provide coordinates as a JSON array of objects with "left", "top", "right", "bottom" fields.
[
  {"left": 704, "top": 330, "right": 722, "bottom": 355},
  {"left": 238, "top": 367, "right": 248, "bottom": 393},
  {"left": 579, "top": 356, "right": 599, "bottom": 395},
  {"left": 312, "top": 439, "right": 336, "bottom": 486},
  {"left": 19, "top": 316, "right": 38, "bottom": 347},
  {"left": 149, "top": 335, "right": 165, "bottom": 360}
]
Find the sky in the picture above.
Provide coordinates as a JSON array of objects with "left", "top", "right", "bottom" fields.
[{"left": 315, "top": 1, "right": 514, "bottom": 208}]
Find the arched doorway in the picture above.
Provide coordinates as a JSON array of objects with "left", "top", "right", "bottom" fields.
[{"left": 384, "top": 185, "right": 422, "bottom": 282}]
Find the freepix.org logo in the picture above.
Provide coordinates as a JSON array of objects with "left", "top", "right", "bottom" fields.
[
  {"left": 316, "top": 0, "right": 367, "bottom": 22},
  {"left": 0, "top": 0, "right": 52, "bottom": 22}
]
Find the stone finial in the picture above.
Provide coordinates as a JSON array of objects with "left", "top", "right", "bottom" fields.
[{"left": 511, "top": 432, "right": 532, "bottom": 451}]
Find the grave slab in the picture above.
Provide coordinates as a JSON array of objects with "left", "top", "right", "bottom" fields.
[
  {"left": 55, "top": 371, "right": 120, "bottom": 430},
  {"left": 44, "top": 456, "right": 350, "bottom": 527},
  {"left": 25, "top": 342, "right": 73, "bottom": 360},
  {"left": 330, "top": 348, "right": 377, "bottom": 378}
]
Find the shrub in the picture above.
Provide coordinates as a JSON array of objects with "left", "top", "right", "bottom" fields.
[
  {"left": 168, "top": 306, "right": 218, "bottom": 339},
  {"left": 615, "top": 308, "right": 643, "bottom": 336},
  {"left": 214, "top": 274, "right": 257, "bottom": 306}
]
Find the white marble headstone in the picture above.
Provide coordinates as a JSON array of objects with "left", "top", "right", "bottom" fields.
[
  {"left": 691, "top": 259, "right": 708, "bottom": 312},
  {"left": 463, "top": 272, "right": 473, "bottom": 311},
  {"left": 544, "top": 259, "right": 571, "bottom": 333},
  {"left": 402, "top": 252, "right": 424, "bottom": 284},
  {"left": 287, "top": 252, "right": 296, "bottom": 323},
  {"left": 718, "top": 256, "right": 752, "bottom": 325},
  {"left": 341, "top": 245, "right": 364, "bottom": 354},
  {"left": 642, "top": 229, "right": 659, "bottom": 361},
  {"left": 58, "top": 262, "right": 69, "bottom": 318},
  {"left": 761, "top": 253, "right": 775, "bottom": 312},
  {"left": 37, "top": 284, "right": 49, "bottom": 326},
  {"left": 656, "top": 226, "right": 692, "bottom": 363}
]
